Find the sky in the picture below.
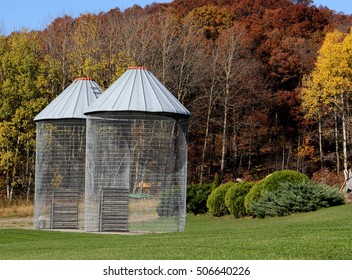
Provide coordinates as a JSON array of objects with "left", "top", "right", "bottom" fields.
[
  {"left": 0, "top": 0, "right": 351, "bottom": 35},
  {"left": 314, "top": 0, "right": 352, "bottom": 14},
  {"left": 0, "top": 0, "right": 173, "bottom": 35}
]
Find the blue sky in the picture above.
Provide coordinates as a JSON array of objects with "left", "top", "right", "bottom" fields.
[
  {"left": 0, "top": 0, "right": 351, "bottom": 35},
  {"left": 0, "top": 0, "right": 173, "bottom": 35},
  {"left": 314, "top": 0, "right": 352, "bottom": 14}
]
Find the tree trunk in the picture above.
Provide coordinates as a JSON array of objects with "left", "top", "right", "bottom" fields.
[
  {"left": 220, "top": 82, "right": 229, "bottom": 173},
  {"left": 232, "top": 124, "right": 239, "bottom": 177},
  {"left": 341, "top": 94, "right": 351, "bottom": 191},
  {"left": 318, "top": 117, "right": 323, "bottom": 168},
  {"left": 200, "top": 47, "right": 218, "bottom": 184},
  {"left": 26, "top": 185, "right": 30, "bottom": 202},
  {"left": 6, "top": 185, "right": 13, "bottom": 202},
  {"left": 296, "top": 135, "right": 300, "bottom": 171},
  {"left": 335, "top": 110, "right": 340, "bottom": 175},
  {"left": 342, "top": 95, "right": 348, "bottom": 173},
  {"left": 200, "top": 84, "right": 214, "bottom": 184}
]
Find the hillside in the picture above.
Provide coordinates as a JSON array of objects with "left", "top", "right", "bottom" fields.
[{"left": 1, "top": 0, "right": 352, "bottom": 198}]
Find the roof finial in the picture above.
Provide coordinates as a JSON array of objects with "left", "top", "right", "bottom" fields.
[
  {"left": 75, "top": 77, "right": 94, "bottom": 81},
  {"left": 128, "top": 66, "right": 148, "bottom": 70}
]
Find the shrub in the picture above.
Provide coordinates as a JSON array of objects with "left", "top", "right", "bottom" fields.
[
  {"left": 245, "top": 170, "right": 309, "bottom": 215},
  {"left": 186, "top": 183, "right": 212, "bottom": 214},
  {"left": 211, "top": 173, "right": 220, "bottom": 191},
  {"left": 225, "top": 181, "right": 254, "bottom": 218},
  {"left": 244, "top": 182, "right": 264, "bottom": 216},
  {"left": 257, "top": 170, "right": 309, "bottom": 192},
  {"left": 207, "top": 182, "right": 234, "bottom": 217},
  {"left": 251, "top": 181, "right": 345, "bottom": 218}
]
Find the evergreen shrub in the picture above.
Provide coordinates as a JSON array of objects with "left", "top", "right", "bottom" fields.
[
  {"left": 251, "top": 181, "right": 345, "bottom": 218},
  {"left": 207, "top": 182, "right": 234, "bottom": 217},
  {"left": 211, "top": 173, "right": 220, "bottom": 191},
  {"left": 225, "top": 181, "right": 254, "bottom": 218},
  {"left": 186, "top": 183, "right": 212, "bottom": 214},
  {"left": 244, "top": 183, "right": 263, "bottom": 216},
  {"left": 244, "top": 170, "right": 309, "bottom": 215}
]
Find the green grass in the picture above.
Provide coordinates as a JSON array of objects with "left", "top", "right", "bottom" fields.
[{"left": 0, "top": 204, "right": 351, "bottom": 260}]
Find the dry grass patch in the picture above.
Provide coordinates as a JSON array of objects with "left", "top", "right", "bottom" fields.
[
  {"left": 128, "top": 198, "right": 159, "bottom": 223},
  {"left": 0, "top": 199, "right": 34, "bottom": 218}
]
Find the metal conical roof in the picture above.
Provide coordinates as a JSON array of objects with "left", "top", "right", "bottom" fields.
[
  {"left": 84, "top": 67, "right": 191, "bottom": 117},
  {"left": 34, "top": 78, "right": 103, "bottom": 121}
]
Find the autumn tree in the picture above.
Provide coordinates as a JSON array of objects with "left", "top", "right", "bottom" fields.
[
  {"left": 115, "top": 6, "right": 154, "bottom": 66},
  {"left": 146, "top": 12, "right": 182, "bottom": 85},
  {"left": 0, "top": 31, "right": 46, "bottom": 199},
  {"left": 187, "top": 4, "right": 234, "bottom": 41},
  {"left": 70, "top": 14, "right": 101, "bottom": 79},
  {"left": 97, "top": 8, "right": 134, "bottom": 87},
  {"left": 301, "top": 29, "right": 352, "bottom": 190},
  {"left": 40, "top": 16, "right": 75, "bottom": 93},
  {"left": 216, "top": 25, "right": 270, "bottom": 177}
]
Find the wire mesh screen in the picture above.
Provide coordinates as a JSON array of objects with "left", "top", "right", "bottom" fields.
[
  {"left": 34, "top": 120, "right": 86, "bottom": 230},
  {"left": 85, "top": 113, "right": 189, "bottom": 233}
]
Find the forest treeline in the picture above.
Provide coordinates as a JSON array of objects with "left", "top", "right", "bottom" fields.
[{"left": 1, "top": 0, "right": 352, "bottom": 199}]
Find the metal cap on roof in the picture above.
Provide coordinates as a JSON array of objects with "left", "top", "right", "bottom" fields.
[
  {"left": 84, "top": 67, "right": 191, "bottom": 117},
  {"left": 34, "top": 78, "right": 103, "bottom": 121}
]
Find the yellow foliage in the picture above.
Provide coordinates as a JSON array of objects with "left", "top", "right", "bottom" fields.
[
  {"left": 301, "top": 29, "right": 352, "bottom": 119},
  {"left": 186, "top": 5, "right": 234, "bottom": 40}
]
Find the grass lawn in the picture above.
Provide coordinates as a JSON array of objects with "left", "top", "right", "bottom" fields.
[{"left": 0, "top": 204, "right": 351, "bottom": 260}]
